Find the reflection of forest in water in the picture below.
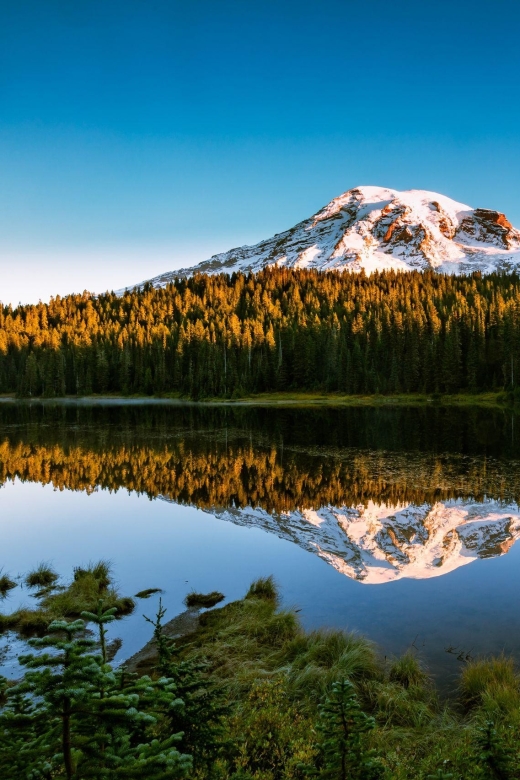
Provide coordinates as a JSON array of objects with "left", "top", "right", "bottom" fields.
[{"left": 0, "top": 403, "right": 519, "bottom": 510}]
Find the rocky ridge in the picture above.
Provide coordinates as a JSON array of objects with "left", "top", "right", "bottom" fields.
[{"left": 126, "top": 186, "right": 520, "bottom": 290}]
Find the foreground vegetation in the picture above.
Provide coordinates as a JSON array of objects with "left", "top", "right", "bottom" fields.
[
  {"left": 2, "top": 575, "right": 520, "bottom": 778},
  {"left": 2, "top": 269, "right": 520, "bottom": 398}
]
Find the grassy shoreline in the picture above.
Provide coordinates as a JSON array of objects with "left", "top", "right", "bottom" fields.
[
  {"left": 135, "top": 578, "right": 520, "bottom": 779},
  {"left": 0, "top": 390, "right": 517, "bottom": 408},
  {"left": 3, "top": 571, "right": 520, "bottom": 776}
]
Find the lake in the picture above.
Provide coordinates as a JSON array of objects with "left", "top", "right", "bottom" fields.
[{"left": 1, "top": 400, "right": 520, "bottom": 691}]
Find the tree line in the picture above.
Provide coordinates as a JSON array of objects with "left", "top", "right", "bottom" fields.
[{"left": 1, "top": 268, "right": 520, "bottom": 397}]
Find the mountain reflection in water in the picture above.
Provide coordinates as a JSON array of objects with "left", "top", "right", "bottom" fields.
[
  {"left": 201, "top": 500, "right": 520, "bottom": 584},
  {"left": 1, "top": 402, "right": 519, "bottom": 584}
]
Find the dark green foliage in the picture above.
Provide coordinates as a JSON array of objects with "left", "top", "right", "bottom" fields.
[
  {"left": 144, "top": 599, "right": 227, "bottom": 774},
  {"left": 0, "top": 616, "right": 192, "bottom": 779},
  {"left": 184, "top": 590, "right": 225, "bottom": 608},
  {"left": 2, "top": 269, "right": 520, "bottom": 399},
  {"left": 81, "top": 598, "right": 117, "bottom": 664},
  {"left": 474, "top": 721, "right": 518, "bottom": 780},
  {"left": 309, "top": 679, "right": 386, "bottom": 779}
]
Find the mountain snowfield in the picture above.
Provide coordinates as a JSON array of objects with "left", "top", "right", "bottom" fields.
[
  {"left": 205, "top": 499, "right": 520, "bottom": 585},
  {"left": 128, "top": 186, "right": 520, "bottom": 289}
]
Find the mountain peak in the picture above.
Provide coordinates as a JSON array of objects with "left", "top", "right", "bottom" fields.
[{"left": 124, "top": 186, "right": 520, "bottom": 291}]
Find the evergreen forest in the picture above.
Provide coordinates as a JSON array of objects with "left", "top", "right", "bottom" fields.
[{"left": 2, "top": 269, "right": 520, "bottom": 398}]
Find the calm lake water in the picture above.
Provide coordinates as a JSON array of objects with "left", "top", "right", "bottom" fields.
[{"left": 1, "top": 400, "right": 520, "bottom": 690}]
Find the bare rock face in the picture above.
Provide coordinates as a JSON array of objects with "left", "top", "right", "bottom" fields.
[
  {"left": 471, "top": 209, "right": 518, "bottom": 248},
  {"left": 122, "top": 186, "right": 520, "bottom": 292}
]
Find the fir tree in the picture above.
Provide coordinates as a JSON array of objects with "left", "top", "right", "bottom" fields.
[
  {"left": 308, "top": 679, "right": 386, "bottom": 779},
  {"left": 144, "top": 598, "right": 227, "bottom": 774},
  {"left": 474, "top": 721, "right": 518, "bottom": 780},
  {"left": 0, "top": 617, "right": 192, "bottom": 779}
]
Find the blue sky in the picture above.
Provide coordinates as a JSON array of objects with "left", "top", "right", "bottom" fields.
[{"left": 1, "top": 0, "right": 520, "bottom": 304}]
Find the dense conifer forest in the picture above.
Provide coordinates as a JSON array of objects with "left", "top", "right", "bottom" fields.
[{"left": 1, "top": 269, "right": 520, "bottom": 398}]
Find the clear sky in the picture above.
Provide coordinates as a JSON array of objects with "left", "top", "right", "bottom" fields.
[{"left": 1, "top": 0, "right": 520, "bottom": 304}]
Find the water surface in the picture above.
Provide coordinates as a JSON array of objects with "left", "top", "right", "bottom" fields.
[{"left": 1, "top": 402, "right": 519, "bottom": 689}]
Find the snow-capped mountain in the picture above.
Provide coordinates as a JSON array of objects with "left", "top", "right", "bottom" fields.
[
  {"left": 128, "top": 186, "right": 520, "bottom": 289},
  {"left": 205, "top": 499, "right": 520, "bottom": 584}
]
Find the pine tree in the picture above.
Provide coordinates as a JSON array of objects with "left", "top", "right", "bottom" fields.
[
  {"left": 0, "top": 617, "right": 192, "bottom": 779},
  {"left": 308, "top": 679, "right": 386, "bottom": 779},
  {"left": 144, "top": 599, "right": 227, "bottom": 774},
  {"left": 474, "top": 721, "right": 518, "bottom": 780}
]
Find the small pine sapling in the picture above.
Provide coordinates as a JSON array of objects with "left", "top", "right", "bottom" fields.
[
  {"left": 309, "top": 678, "right": 386, "bottom": 780},
  {"left": 474, "top": 721, "right": 518, "bottom": 780},
  {"left": 81, "top": 598, "right": 118, "bottom": 665},
  {"left": 12, "top": 618, "right": 102, "bottom": 779},
  {"left": 144, "top": 598, "right": 227, "bottom": 774}
]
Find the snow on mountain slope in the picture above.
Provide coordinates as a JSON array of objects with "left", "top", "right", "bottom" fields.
[
  {"left": 206, "top": 499, "right": 520, "bottom": 584},
  {"left": 126, "top": 186, "right": 520, "bottom": 290}
]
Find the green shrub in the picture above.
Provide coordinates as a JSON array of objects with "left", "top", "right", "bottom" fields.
[{"left": 309, "top": 679, "right": 385, "bottom": 779}]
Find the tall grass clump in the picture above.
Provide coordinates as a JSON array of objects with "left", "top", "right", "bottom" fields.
[
  {"left": 283, "top": 630, "right": 381, "bottom": 704},
  {"left": 388, "top": 651, "right": 430, "bottom": 689},
  {"left": 246, "top": 575, "right": 279, "bottom": 604},
  {"left": 459, "top": 656, "right": 520, "bottom": 717},
  {"left": 43, "top": 561, "right": 133, "bottom": 618},
  {"left": 73, "top": 560, "right": 111, "bottom": 589},
  {"left": 0, "top": 571, "right": 17, "bottom": 598},
  {"left": 24, "top": 562, "right": 58, "bottom": 589}
]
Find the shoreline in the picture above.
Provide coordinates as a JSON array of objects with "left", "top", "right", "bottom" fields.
[{"left": 0, "top": 391, "right": 516, "bottom": 409}]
